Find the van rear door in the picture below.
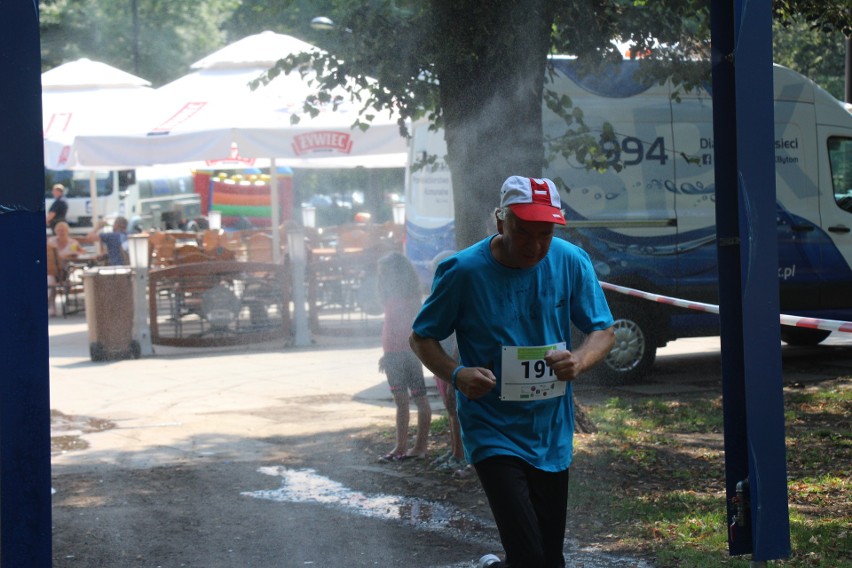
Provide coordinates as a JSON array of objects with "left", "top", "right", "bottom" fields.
[{"left": 771, "top": 97, "right": 827, "bottom": 311}]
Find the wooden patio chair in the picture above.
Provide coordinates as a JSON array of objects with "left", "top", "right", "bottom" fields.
[
  {"left": 173, "top": 244, "right": 211, "bottom": 265},
  {"left": 47, "top": 244, "right": 84, "bottom": 317},
  {"left": 150, "top": 232, "right": 177, "bottom": 268},
  {"left": 201, "top": 229, "right": 223, "bottom": 252},
  {"left": 201, "top": 230, "right": 236, "bottom": 261},
  {"left": 246, "top": 233, "right": 274, "bottom": 263},
  {"left": 336, "top": 224, "right": 373, "bottom": 252}
]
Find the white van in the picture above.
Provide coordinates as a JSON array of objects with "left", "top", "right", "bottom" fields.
[
  {"left": 405, "top": 59, "right": 852, "bottom": 382},
  {"left": 45, "top": 165, "right": 202, "bottom": 232},
  {"left": 44, "top": 168, "right": 132, "bottom": 230},
  {"left": 126, "top": 165, "right": 202, "bottom": 231}
]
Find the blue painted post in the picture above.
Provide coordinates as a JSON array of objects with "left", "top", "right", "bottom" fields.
[
  {"left": 710, "top": 0, "right": 791, "bottom": 561},
  {"left": 0, "top": 1, "right": 53, "bottom": 566}
]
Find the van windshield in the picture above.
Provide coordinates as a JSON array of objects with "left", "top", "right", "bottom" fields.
[{"left": 828, "top": 137, "right": 852, "bottom": 213}]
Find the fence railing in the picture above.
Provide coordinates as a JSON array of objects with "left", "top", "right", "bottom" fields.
[{"left": 148, "top": 260, "right": 290, "bottom": 347}]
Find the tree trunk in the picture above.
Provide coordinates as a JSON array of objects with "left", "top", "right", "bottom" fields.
[
  {"left": 574, "top": 402, "right": 597, "bottom": 434},
  {"left": 431, "top": 0, "right": 555, "bottom": 249},
  {"left": 430, "top": 2, "right": 598, "bottom": 429}
]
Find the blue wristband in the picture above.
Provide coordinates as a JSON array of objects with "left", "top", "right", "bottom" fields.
[{"left": 450, "top": 365, "right": 464, "bottom": 390}]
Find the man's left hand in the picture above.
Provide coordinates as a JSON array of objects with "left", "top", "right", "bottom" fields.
[{"left": 544, "top": 349, "right": 582, "bottom": 382}]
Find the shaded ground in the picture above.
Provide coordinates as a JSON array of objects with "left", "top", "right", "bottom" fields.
[
  {"left": 51, "top": 410, "right": 642, "bottom": 567},
  {"left": 52, "top": 427, "right": 486, "bottom": 568},
  {"left": 345, "top": 375, "right": 851, "bottom": 564},
  {"left": 49, "top": 335, "right": 851, "bottom": 567}
]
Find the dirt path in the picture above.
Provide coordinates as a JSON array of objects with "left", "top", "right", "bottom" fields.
[{"left": 49, "top": 320, "right": 851, "bottom": 567}]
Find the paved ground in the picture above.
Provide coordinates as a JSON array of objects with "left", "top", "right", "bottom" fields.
[{"left": 48, "top": 312, "right": 852, "bottom": 567}]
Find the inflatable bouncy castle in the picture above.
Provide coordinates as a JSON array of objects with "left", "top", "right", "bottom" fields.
[{"left": 193, "top": 168, "right": 294, "bottom": 228}]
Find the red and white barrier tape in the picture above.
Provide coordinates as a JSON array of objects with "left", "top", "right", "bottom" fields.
[{"left": 599, "top": 281, "right": 852, "bottom": 334}]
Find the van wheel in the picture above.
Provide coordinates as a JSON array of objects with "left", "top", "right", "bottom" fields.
[
  {"left": 588, "top": 303, "right": 658, "bottom": 384},
  {"left": 780, "top": 326, "right": 830, "bottom": 346}
]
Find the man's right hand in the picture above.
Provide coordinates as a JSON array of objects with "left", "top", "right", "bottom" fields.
[{"left": 455, "top": 367, "right": 497, "bottom": 399}]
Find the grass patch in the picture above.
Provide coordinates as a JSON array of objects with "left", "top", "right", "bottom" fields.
[
  {"left": 570, "top": 377, "right": 851, "bottom": 567},
  {"left": 430, "top": 413, "right": 450, "bottom": 436}
]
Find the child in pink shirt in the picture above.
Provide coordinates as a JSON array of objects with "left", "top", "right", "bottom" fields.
[{"left": 377, "top": 252, "right": 431, "bottom": 462}]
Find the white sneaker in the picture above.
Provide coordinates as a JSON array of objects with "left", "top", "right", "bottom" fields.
[{"left": 477, "top": 553, "right": 501, "bottom": 567}]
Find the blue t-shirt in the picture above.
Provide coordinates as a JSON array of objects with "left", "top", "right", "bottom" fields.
[
  {"left": 100, "top": 232, "right": 128, "bottom": 266},
  {"left": 412, "top": 236, "right": 613, "bottom": 471}
]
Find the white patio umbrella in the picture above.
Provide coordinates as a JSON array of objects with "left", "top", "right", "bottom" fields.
[
  {"left": 42, "top": 58, "right": 154, "bottom": 169},
  {"left": 72, "top": 84, "right": 407, "bottom": 168},
  {"left": 42, "top": 58, "right": 156, "bottom": 220},
  {"left": 71, "top": 31, "right": 409, "bottom": 259},
  {"left": 73, "top": 31, "right": 407, "bottom": 169}
]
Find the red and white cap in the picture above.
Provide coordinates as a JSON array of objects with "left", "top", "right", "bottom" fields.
[{"left": 500, "top": 176, "right": 566, "bottom": 225}]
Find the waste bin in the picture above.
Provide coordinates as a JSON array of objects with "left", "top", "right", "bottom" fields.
[{"left": 83, "top": 267, "right": 140, "bottom": 361}]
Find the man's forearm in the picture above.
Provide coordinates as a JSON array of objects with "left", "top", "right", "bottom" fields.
[
  {"left": 574, "top": 327, "right": 616, "bottom": 374},
  {"left": 409, "top": 332, "right": 458, "bottom": 383}
]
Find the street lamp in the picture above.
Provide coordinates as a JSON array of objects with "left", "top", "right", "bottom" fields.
[
  {"left": 127, "top": 234, "right": 154, "bottom": 356},
  {"left": 392, "top": 202, "right": 406, "bottom": 225},
  {"left": 208, "top": 210, "right": 222, "bottom": 231},
  {"left": 286, "top": 226, "right": 311, "bottom": 347},
  {"left": 131, "top": 0, "right": 140, "bottom": 74},
  {"left": 301, "top": 205, "right": 317, "bottom": 228},
  {"left": 310, "top": 15, "right": 352, "bottom": 34},
  {"left": 310, "top": 16, "right": 336, "bottom": 31}
]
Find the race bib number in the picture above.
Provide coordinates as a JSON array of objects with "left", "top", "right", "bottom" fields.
[{"left": 500, "top": 343, "right": 566, "bottom": 401}]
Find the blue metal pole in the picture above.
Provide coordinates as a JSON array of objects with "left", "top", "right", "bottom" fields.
[
  {"left": 710, "top": 0, "right": 791, "bottom": 561},
  {"left": 0, "top": 1, "right": 53, "bottom": 566},
  {"left": 710, "top": 0, "right": 750, "bottom": 554}
]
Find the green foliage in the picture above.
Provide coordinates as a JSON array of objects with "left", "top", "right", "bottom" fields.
[
  {"left": 574, "top": 380, "right": 851, "bottom": 567},
  {"left": 594, "top": 397, "right": 725, "bottom": 434},
  {"left": 773, "top": 19, "right": 848, "bottom": 100},
  {"left": 38, "top": 0, "right": 850, "bottom": 101},
  {"left": 254, "top": 0, "right": 435, "bottom": 140},
  {"left": 771, "top": 2, "right": 849, "bottom": 101},
  {"left": 429, "top": 414, "right": 449, "bottom": 436},
  {"left": 222, "top": 0, "right": 316, "bottom": 38},
  {"left": 774, "top": 0, "right": 852, "bottom": 36},
  {"left": 39, "top": 0, "right": 238, "bottom": 85},
  {"left": 38, "top": 0, "right": 852, "bottom": 246}
]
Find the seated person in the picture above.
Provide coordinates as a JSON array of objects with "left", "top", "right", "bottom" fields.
[
  {"left": 48, "top": 221, "right": 82, "bottom": 260},
  {"left": 85, "top": 216, "right": 129, "bottom": 266},
  {"left": 47, "top": 221, "right": 82, "bottom": 317}
]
